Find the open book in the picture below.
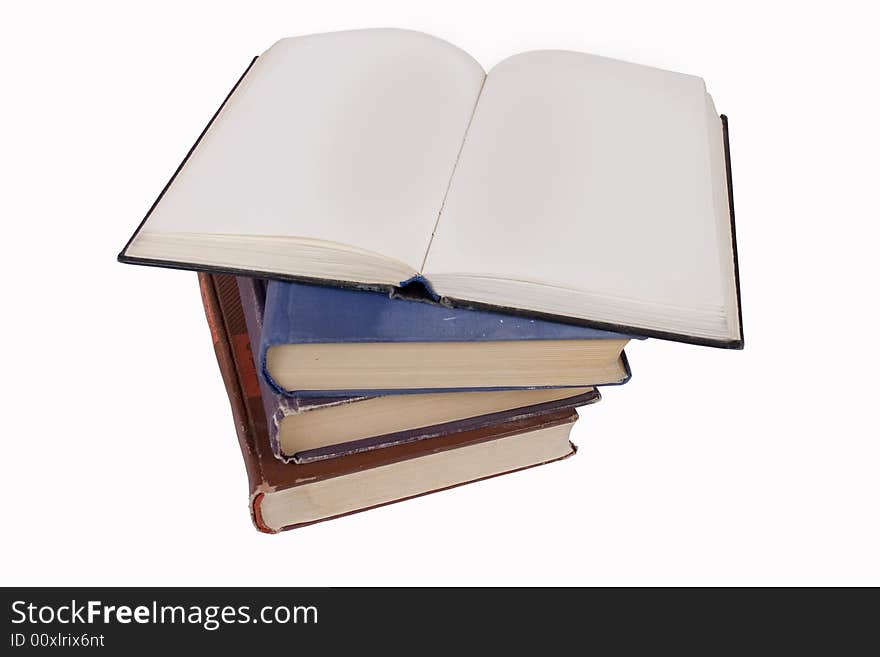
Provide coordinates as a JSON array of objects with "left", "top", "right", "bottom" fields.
[{"left": 120, "top": 29, "right": 742, "bottom": 347}]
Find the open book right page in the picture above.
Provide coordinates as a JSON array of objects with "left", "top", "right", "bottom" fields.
[{"left": 422, "top": 51, "right": 739, "bottom": 344}]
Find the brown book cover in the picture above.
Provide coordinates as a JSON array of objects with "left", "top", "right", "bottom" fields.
[{"left": 199, "top": 272, "right": 579, "bottom": 532}]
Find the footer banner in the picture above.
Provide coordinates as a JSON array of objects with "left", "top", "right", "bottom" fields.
[{"left": 1, "top": 587, "right": 872, "bottom": 650}]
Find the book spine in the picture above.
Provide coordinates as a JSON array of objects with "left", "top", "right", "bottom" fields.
[
  {"left": 198, "top": 273, "right": 272, "bottom": 532},
  {"left": 235, "top": 276, "right": 373, "bottom": 459},
  {"left": 235, "top": 276, "right": 293, "bottom": 458}
]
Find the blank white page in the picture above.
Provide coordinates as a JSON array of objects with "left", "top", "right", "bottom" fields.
[
  {"left": 136, "top": 29, "right": 485, "bottom": 270},
  {"left": 424, "top": 50, "right": 728, "bottom": 311}
]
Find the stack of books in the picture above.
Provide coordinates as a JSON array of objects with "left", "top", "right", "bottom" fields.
[
  {"left": 199, "top": 273, "right": 631, "bottom": 531},
  {"left": 120, "top": 30, "right": 742, "bottom": 532}
]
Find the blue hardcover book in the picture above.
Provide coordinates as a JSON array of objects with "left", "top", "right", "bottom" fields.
[
  {"left": 260, "top": 280, "right": 633, "bottom": 397},
  {"left": 235, "top": 275, "right": 603, "bottom": 463}
]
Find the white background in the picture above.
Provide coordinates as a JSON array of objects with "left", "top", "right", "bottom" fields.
[{"left": 2, "top": 0, "right": 878, "bottom": 586}]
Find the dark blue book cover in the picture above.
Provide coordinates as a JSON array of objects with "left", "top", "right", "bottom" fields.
[
  {"left": 235, "top": 276, "right": 604, "bottom": 463},
  {"left": 260, "top": 280, "right": 633, "bottom": 396}
]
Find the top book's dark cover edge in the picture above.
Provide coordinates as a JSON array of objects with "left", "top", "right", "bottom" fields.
[
  {"left": 117, "top": 56, "right": 260, "bottom": 262},
  {"left": 720, "top": 114, "right": 744, "bottom": 348},
  {"left": 119, "top": 54, "right": 743, "bottom": 350}
]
